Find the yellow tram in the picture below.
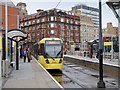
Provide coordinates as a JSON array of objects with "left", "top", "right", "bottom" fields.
[{"left": 37, "top": 38, "right": 64, "bottom": 70}]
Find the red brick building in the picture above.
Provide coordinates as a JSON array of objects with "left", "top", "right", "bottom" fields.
[
  {"left": 20, "top": 9, "right": 80, "bottom": 49},
  {"left": 0, "top": 1, "right": 19, "bottom": 30}
]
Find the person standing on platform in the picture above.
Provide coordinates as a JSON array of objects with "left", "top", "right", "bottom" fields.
[
  {"left": 96, "top": 50, "right": 99, "bottom": 59},
  {"left": 64, "top": 48, "right": 67, "bottom": 55},
  {"left": 27, "top": 48, "right": 31, "bottom": 62},
  {"left": 20, "top": 49, "right": 24, "bottom": 59},
  {"left": 24, "top": 48, "right": 26, "bottom": 62}
]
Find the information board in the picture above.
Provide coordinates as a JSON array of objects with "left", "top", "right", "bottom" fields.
[{"left": 46, "top": 40, "right": 61, "bottom": 45}]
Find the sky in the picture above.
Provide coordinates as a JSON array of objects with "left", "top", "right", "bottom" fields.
[{"left": 11, "top": 0, "right": 118, "bottom": 29}]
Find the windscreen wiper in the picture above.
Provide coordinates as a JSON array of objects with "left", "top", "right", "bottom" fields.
[
  {"left": 56, "top": 50, "right": 62, "bottom": 57},
  {"left": 45, "top": 52, "right": 55, "bottom": 61}
]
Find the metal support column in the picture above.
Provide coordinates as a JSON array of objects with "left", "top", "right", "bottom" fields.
[
  {"left": 118, "top": 9, "right": 120, "bottom": 89},
  {"left": 0, "top": 32, "right": 2, "bottom": 89},
  {"left": 97, "top": 0, "right": 105, "bottom": 88},
  {"left": 118, "top": 9, "right": 120, "bottom": 65},
  {"left": 5, "top": 0, "right": 8, "bottom": 77},
  {"left": 10, "top": 40, "right": 13, "bottom": 67},
  {"left": 16, "top": 42, "right": 19, "bottom": 70}
]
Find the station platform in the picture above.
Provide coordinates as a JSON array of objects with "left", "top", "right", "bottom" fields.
[
  {"left": 64, "top": 55, "right": 119, "bottom": 67},
  {"left": 2, "top": 56, "right": 63, "bottom": 89}
]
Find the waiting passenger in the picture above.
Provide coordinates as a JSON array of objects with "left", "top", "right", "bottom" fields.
[{"left": 24, "top": 48, "right": 26, "bottom": 62}]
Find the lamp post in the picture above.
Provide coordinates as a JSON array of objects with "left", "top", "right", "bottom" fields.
[
  {"left": 3, "top": 0, "right": 8, "bottom": 77},
  {"left": 97, "top": 0, "right": 105, "bottom": 88}
]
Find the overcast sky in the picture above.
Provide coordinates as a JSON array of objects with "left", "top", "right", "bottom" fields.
[{"left": 11, "top": 0, "right": 118, "bottom": 29}]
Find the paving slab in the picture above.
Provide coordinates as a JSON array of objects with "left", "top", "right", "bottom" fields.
[{"left": 2, "top": 57, "right": 62, "bottom": 89}]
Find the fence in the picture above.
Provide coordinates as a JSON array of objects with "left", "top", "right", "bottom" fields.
[{"left": 66, "top": 50, "right": 119, "bottom": 61}]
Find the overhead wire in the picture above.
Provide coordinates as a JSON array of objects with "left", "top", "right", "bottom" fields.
[{"left": 55, "top": 0, "right": 62, "bottom": 9}]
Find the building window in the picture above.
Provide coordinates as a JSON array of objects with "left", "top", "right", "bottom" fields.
[
  {"left": 67, "top": 31, "right": 69, "bottom": 35},
  {"left": 67, "top": 38, "right": 69, "bottom": 41},
  {"left": 76, "top": 38, "right": 79, "bottom": 42},
  {"left": 49, "top": 30, "right": 56, "bottom": 34},
  {"left": 66, "top": 19, "right": 69, "bottom": 23},
  {"left": 51, "top": 16, "right": 54, "bottom": 21},
  {"left": 37, "top": 19, "right": 40, "bottom": 23},
  {"left": 66, "top": 25, "right": 69, "bottom": 29},
  {"left": 61, "top": 37, "right": 64, "bottom": 41},
  {"left": 37, "top": 33, "right": 39, "bottom": 36},
  {"left": 28, "top": 21, "right": 31, "bottom": 25},
  {"left": 32, "top": 26, "right": 35, "bottom": 30},
  {"left": 60, "top": 30, "right": 64, "bottom": 36},
  {"left": 24, "top": 22, "right": 27, "bottom": 26},
  {"left": 60, "top": 24, "right": 64, "bottom": 29},
  {"left": 48, "top": 16, "right": 57, "bottom": 21},
  {"left": 20, "top": 23, "right": 23, "bottom": 27},
  {"left": 70, "top": 19, "right": 73, "bottom": 24},
  {"left": 76, "top": 33, "right": 79, "bottom": 36},
  {"left": 32, "top": 33, "right": 35, "bottom": 36},
  {"left": 49, "top": 23, "right": 56, "bottom": 28},
  {"left": 24, "top": 27, "right": 27, "bottom": 32},
  {"left": 28, "top": 27, "right": 29, "bottom": 31},
  {"left": 41, "top": 24, "right": 46, "bottom": 28},
  {"left": 41, "top": 18, "right": 45, "bottom": 22},
  {"left": 51, "top": 16, "right": 56, "bottom": 21},
  {"left": 71, "top": 32, "right": 73, "bottom": 36},
  {"left": 32, "top": 20, "right": 35, "bottom": 24},
  {"left": 36, "top": 25, "right": 40, "bottom": 30},
  {"left": 71, "top": 26, "right": 73, "bottom": 30},
  {"left": 61, "top": 18, "right": 64, "bottom": 22},
  {"left": 75, "top": 21, "right": 79, "bottom": 24}
]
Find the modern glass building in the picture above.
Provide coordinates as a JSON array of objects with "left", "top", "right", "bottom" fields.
[{"left": 72, "top": 4, "right": 99, "bottom": 29}]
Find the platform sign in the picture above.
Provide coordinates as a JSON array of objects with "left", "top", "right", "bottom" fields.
[{"left": 104, "top": 42, "right": 112, "bottom": 46}]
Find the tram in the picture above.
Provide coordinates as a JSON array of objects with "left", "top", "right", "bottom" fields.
[{"left": 37, "top": 38, "right": 64, "bottom": 70}]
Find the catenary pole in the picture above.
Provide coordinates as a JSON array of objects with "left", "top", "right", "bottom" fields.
[
  {"left": 5, "top": 0, "right": 8, "bottom": 77},
  {"left": 97, "top": 0, "right": 105, "bottom": 88}
]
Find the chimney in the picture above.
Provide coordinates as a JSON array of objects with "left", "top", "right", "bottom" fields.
[
  {"left": 37, "top": 9, "right": 44, "bottom": 13},
  {"left": 107, "top": 22, "right": 112, "bottom": 28}
]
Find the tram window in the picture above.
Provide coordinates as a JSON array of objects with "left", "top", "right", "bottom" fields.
[{"left": 70, "top": 42, "right": 74, "bottom": 45}]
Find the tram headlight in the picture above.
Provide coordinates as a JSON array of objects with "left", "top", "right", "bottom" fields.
[
  {"left": 46, "top": 59, "right": 49, "bottom": 64},
  {"left": 59, "top": 59, "right": 62, "bottom": 63}
]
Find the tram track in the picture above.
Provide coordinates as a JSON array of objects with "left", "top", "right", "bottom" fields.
[
  {"left": 62, "top": 72, "right": 89, "bottom": 88},
  {"left": 49, "top": 60, "right": 118, "bottom": 88}
]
